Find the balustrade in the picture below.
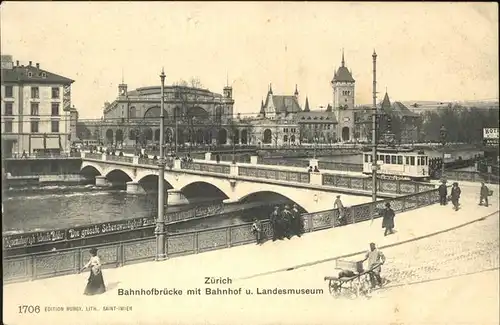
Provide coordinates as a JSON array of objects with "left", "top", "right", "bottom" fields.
[
  {"left": 180, "top": 161, "right": 231, "bottom": 174},
  {"left": 238, "top": 166, "right": 310, "bottom": 183},
  {"left": 3, "top": 187, "right": 441, "bottom": 283},
  {"left": 106, "top": 155, "right": 134, "bottom": 163}
]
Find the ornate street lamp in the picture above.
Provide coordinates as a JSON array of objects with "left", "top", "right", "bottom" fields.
[
  {"left": 440, "top": 124, "right": 447, "bottom": 178},
  {"left": 155, "top": 68, "right": 167, "bottom": 261}
]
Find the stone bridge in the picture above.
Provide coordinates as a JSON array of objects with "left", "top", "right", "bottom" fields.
[{"left": 79, "top": 152, "right": 435, "bottom": 213}]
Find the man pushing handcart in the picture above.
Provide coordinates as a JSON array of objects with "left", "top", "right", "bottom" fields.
[{"left": 324, "top": 243, "right": 386, "bottom": 298}]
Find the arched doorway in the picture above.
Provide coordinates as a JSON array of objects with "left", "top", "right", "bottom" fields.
[
  {"left": 195, "top": 129, "right": 204, "bottom": 144},
  {"left": 233, "top": 129, "right": 240, "bottom": 144},
  {"left": 129, "top": 129, "right": 136, "bottom": 141},
  {"left": 290, "top": 135, "right": 295, "bottom": 143},
  {"left": 129, "top": 106, "right": 137, "bottom": 119},
  {"left": 165, "top": 128, "right": 173, "bottom": 144},
  {"left": 342, "top": 127, "right": 350, "bottom": 141},
  {"left": 154, "top": 129, "right": 160, "bottom": 142},
  {"left": 106, "top": 129, "right": 114, "bottom": 144},
  {"left": 144, "top": 128, "right": 153, "bottom": 142},
  {"left": 115, "top": 129, "right": 124, "bottom": 144},
  {"left": 204, "top": 130, "right": 212, "bottom": 144},
  {"left": 263, "top": 129, "right": 272, "bottom": 144},
  {"left": 215, "top": 106, "right": 223, "bottom": 122},
  {"left": 218, "top": 129, "right": 227, "bottom": 145},
  {"left": 283, "top": 135, "right": 288, "bottom": 144},
  {"left": 177, "top": 128, "right": 184, "bottom": 145},
  {"left": 241, "top": 130, "right": 248, "bottom": 144}
]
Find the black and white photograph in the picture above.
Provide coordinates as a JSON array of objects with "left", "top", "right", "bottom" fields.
[{"left": 1, "top": 2, "right": 499, "bottom": 325}]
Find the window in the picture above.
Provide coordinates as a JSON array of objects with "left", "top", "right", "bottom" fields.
[
  {"left": 51, "top": 87, "right": 60, "bottom": 99},
  {"left": 385, "top": 155, "right": 391, "bottom": 164},
  {"left": 405, "top": 157, "right": 410, "bottom": 165},
  {"left": 4, "top": 102, "right": 13, "bottom": 115},
  {"left": 30, "top": 102, "right": 39, "bottom": 116},
  {"left": 4, "top": 120, "right": 13, "bottom": 133},
  {"left": 379, "top": 155, "right": 384, "bottom": 162},
  {"left": 51, "top": 103, "right": 60, "bottom": 116},
  {"left": 31, "top": 87, "right": 39, "bottom": 98},
  {"left": 391, "top": 155, "right": 397, "bottom": 164},
  {"left": 397, "top": 156, "right": 403, "bottom": 165},
  {"left": 5, "top": 85, "right": 13, "bottom": 98},
  {"left": 30, "top": 121, "right": 39, "bottom": 133},
  {"left": 410, "top": 156, "right": 415, "bottom": 166},
  {"left": 365, "top": 154, "right": 369, "bottom": 163},
  {"left": 51, "top": 120, "right": 59, "bottom": 132}
]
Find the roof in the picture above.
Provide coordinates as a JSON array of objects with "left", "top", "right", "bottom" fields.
[
  {"left": 304, "top": 97, "right": 310, "bottom": 112},
  {"left": 381, "top": 92, "right": 391, "bottom": 111},
  {"left": 1, "top": 65, "right": 74, "bottom": 84},
  {"left": 333, "top": 66, "right": 355, "bottom": 83},
  {"left": 296, "top": 110, "right": 337, "bottom": 123},
  {"left": 392, "top": 102, "right": 419, "bottom": 118},
  {"left": 270, "top": 95, "right": 302, "bottom": 114}
]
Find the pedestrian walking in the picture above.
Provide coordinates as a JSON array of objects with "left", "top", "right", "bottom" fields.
[
  {"left": 81, "top": 248, "right": 106, "bottom": 295},
  {"left": 251, "top": 218, "right": 263, "bottom": 245},
  {"left": 382, "top": 202, "right": 395, "bottom": 236},
  {"left": 334, "top": 195, "right": 346, "bottom": 225},
  {"left": 451, "top": 182, "right": 461, "bottom": 211},
  {"left": 479, "top": 182, "right": 490, "bottom": 207},
  {"left": 438, "top": 180, "right": 448, "bottom": 205}
]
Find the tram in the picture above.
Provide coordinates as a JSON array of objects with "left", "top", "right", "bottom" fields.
[{"left": 362, "top": 147, "right": 430, "bottom": 180}]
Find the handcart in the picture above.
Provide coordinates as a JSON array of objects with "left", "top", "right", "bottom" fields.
[{"left": 324, "top": 259, "right": 382, "bottom": 298}]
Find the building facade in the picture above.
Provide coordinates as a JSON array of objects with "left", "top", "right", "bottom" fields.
[
  {"left": 77, "top": 81, "right": 246, "bottom": 147},
  {"left": 1, "top": 55, "right": 74, "bottom": 157}
]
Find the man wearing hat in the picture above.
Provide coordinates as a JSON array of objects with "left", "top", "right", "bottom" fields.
[
  {"left": 479, "top": 181, "right": 490, "bottom": 207},
  {"left": 438, "top": 180, "right": 448, "bottom": 205},
  {"left": 334, "top": 195, "right": 346, "bottom": 226},
  {"left": 451, "top": 182, "right": 461, "bottom": 211},
  {"left": 270, "top": 206, "right": 281, "bottom": 241},
  {"left": 291, "top": 203, "right": 303, "bottom": 237},
  {"left": 281, "top": 205, "right": 292, "bottom": 239},
  {"left": 382, "top": 202, "right": 395, "bottom": 236}
]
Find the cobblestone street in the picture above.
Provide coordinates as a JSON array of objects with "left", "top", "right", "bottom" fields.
[{"left": 3, "top": 185, "right": 498, "bottom": 325}]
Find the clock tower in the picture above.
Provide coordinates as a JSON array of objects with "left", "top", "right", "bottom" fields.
[{"left": 331, "top": 50, "right": 355, "bottom": 142}]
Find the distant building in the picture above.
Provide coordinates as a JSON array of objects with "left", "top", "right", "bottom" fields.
[
  {"left": 379, "top": 91, "right": 420, "bottom": 143},
  {"left": 1, "top": 55, "right": 74, "bottom": 157}
]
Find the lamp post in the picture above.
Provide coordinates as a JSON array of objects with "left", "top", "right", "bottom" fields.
[
  {"left": 440, "top": 124, "right": 447, "bottom": 179},
  {"left": 155, "top": 68, "right": 167, "bottom": 261},
  {"left": 371, "top": 50, "right": 378, "bottom": 203}
]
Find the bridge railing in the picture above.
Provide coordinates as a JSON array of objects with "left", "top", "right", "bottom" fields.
[
  {"left": 105, "top": 155, "right": 134, "bottom": 163},
  {"left": 445, "top": 170, "right": 500, "bottom": 184},
  {"left": 180, "top": 161, "right": 231, "bottom": 174},
  {"left": 318, "top": 161, "right": 363, "bottom": 172},
  {"left": 238, "top": 165, "right": 311, "bottom": 184},
  {"left": 85, "top": 152, "right": 103, "bottom": 160},
  {"left": 3, "top": 187, "right": 440, "bottom": 283},
  {"left": 259, "top": 158, "right": 310, "bottom": 168},
  {"left": 322, "top": 173, "right": 436, "bottom": 194}
]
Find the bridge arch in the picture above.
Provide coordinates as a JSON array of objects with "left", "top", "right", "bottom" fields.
[
  {"left": 80, "top": 165, "right": 102, "bottom": 181},
  {"left": 238, "top": 191, "right": 307, "bottom": 213},
  {"left": 136, "top": 174, "right": 174, "bottom": 192},
  {"left": 105, "top": 169, "right": 134, "bottom": 183},
  {"left": 179, "top": 181, "right": 229, "bottom": 201}
]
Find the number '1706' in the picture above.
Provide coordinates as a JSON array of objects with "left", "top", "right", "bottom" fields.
[{"left": 18, "top": 305, "right": 40, "bottom": 313}]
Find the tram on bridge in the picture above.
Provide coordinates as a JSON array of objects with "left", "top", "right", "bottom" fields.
[{"left": 362, "top": 147, "right": 430, "bottom": 180}]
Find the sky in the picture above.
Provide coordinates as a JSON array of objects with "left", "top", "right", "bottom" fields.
[{"left": 1, "top": 2, "right": 498, "bottom": 119}]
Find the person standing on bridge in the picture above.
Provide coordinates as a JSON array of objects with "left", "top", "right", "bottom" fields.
[
  {"left": 251, "top": 218, "right": 263, "bottom": 245},
  {"left": 281, "top": 205, "right": 293, "bottom": 239},
  {"left": 81, "top": 248, "right": 106, "bottom": 296},
  {"left": 334, "top": 195, "right": 346, "bottom": 226},
  {"left": 479, "top": 182, "right": 490, "bottom": 207},
  {"left": 291, "top": 204, "right": 303, "bottom": 237},
  {"left": 451, "top": 182, "right": 461, "bottom": 211},
  {"left": 382, "top": 202, "right": 395, "bottom": 236},
  {"left": 270, "top": 206, "right": 281, "bottom": 241},
  {"left": 438, "top": 180, "right": 448, "bottom": 206}
]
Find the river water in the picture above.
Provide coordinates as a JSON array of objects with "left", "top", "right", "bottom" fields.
[{"left": 2, "top": 185, "right": 277, "bottom": 236}]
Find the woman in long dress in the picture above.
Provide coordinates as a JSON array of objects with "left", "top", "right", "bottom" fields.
[{"left": 81, "top": 248, "right": 106, "bottom": 295}]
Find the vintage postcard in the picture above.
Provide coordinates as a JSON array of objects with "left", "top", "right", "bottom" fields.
[{"left": 1, "top": 2, "right": 499, "bottom": 325}]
